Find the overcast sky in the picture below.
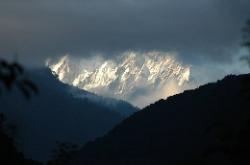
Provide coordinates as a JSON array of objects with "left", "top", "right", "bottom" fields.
[{"left": 0, "top": 0, "right": 250, "bottom": 66}]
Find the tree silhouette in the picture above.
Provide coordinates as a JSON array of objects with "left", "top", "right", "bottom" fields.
[
  {"left": 0, "top": 59, "right": 38, "bottom": 98},
  {"left": 242, "top": 19, "right": 250, "bottom": 67},
  {"left": 47, "top": 141, "right": 79, "bottom": 165},
  {"left": 0, "top": 59, "right": 41, "bottom": 165}
]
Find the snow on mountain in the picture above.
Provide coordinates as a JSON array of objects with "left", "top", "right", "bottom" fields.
[{"left": 47, "top": 51, "right": 190, "bottom": 107}]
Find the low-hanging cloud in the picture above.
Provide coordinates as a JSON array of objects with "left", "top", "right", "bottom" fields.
[{"left": 0, "top": 0, "right": 250, "bottom": 66}]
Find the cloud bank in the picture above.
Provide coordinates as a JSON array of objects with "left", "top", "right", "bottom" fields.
[{"left": 0, "top": 0, "right": 250, "bottom": 66}]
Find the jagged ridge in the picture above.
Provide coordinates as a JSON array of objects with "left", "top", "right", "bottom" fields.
[{"left": 47, "top": 52, "right": 190, "bottom": 101}]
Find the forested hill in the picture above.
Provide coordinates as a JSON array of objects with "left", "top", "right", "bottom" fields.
[{"left": 62, "top": 73, "right": 250, "bottom": 165}]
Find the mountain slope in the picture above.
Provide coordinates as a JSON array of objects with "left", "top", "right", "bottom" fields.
[
  {"left": 0, "top": 68, "right": 137, "bottom": 162},
  {"left": 64, "top": 73, "right": 250, "bottom": 165}
]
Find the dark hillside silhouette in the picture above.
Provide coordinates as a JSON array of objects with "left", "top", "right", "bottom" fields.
[
  {"left": 0, "top": 67, "right": 137, "bottom": 161},
  {"left": 0, "top": 113, "right": 41, "bottom": 165},
  {"left": 0, "top": 59, "right": 40, "bottom": 165},
  {"left": 59, "top": 73, "right": 250, "bottom": 165}
]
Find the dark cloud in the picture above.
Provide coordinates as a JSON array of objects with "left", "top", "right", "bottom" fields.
[{"left": 0, "top": 0, "right": 250, "bottom": 65}]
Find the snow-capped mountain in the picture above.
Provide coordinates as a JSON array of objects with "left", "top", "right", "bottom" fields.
[{"left": 47, "top": 51, "right": 190, "bottom": 106}]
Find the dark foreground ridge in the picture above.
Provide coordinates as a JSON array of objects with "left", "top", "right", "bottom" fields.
[
  {"left": 60, "top": 73, "right": 250, "bottom": 165},
  {"left": 0, "top": 122, "right": 41, "bottom": 165},
  {"left": 0, "top": 68, "right": 137, "bottom": 162}
]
